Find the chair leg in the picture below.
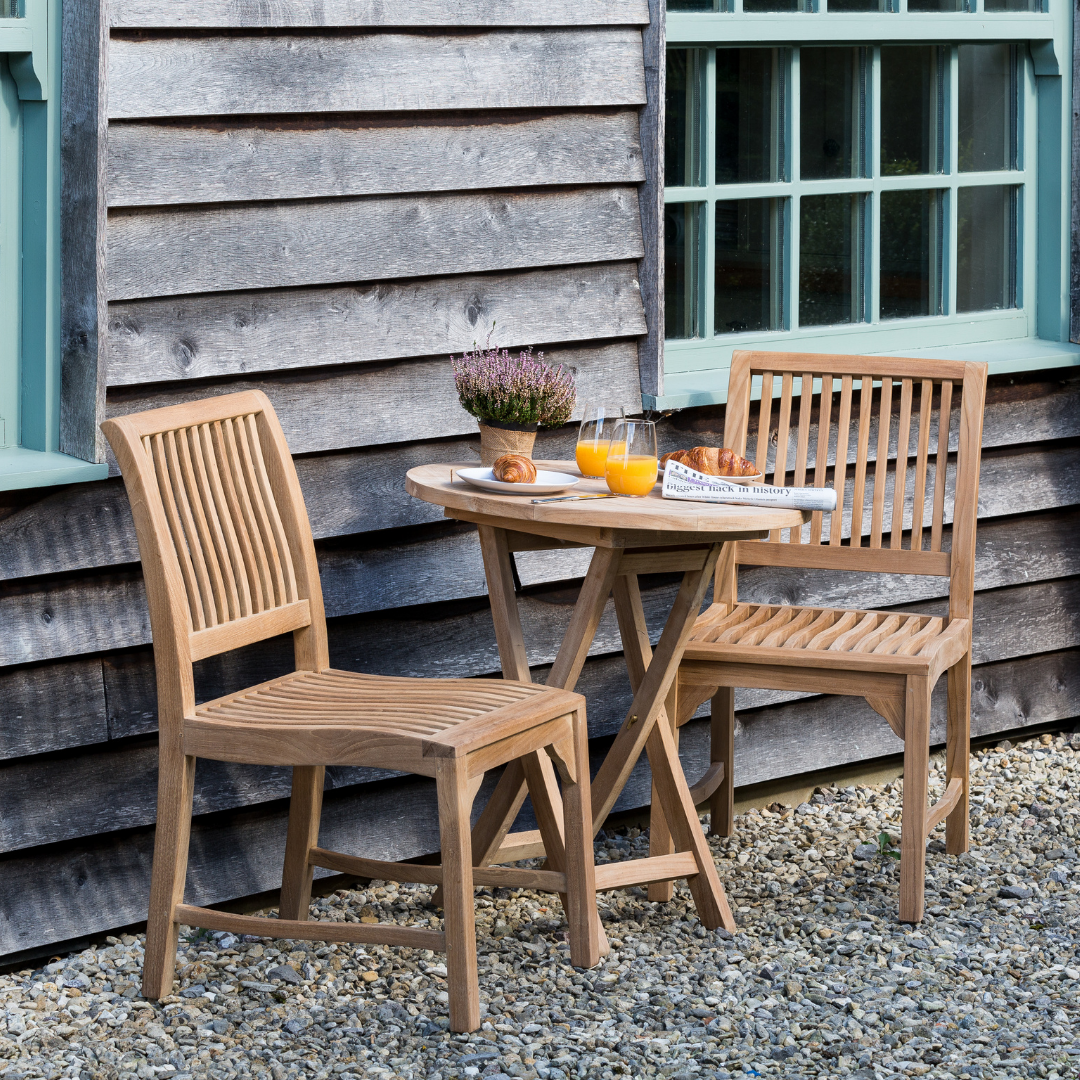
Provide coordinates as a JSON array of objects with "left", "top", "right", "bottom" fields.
[
  {"left": 562, "top": 707, "right": 600, "bottom": 969},
  {"left": 280, "top": 766, "right": 325, "bottom": 921},
  {"left": 437, "top": 756, "right": 480, "bottom": 1033},
  {"left": 143, "top": 748, "right": 197, "bottom": 1000},
  {"left": 899, "top": 675, "right": 931, "bottom": 924},
  {"left": 945, "top": 653, "right": 972, "bottom": 856},
  {"left": 709, "top": 687, "right": 735, "bottom": 837}
]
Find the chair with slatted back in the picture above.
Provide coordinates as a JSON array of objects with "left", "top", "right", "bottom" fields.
[
  {"left": 673, "top": 350, "right": 987, "bottom": 923},
  {"left": 102, "top": 390, "right": 599, "bottom": 1032}
]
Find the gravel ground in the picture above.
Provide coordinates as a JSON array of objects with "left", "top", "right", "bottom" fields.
[{"left": 3, "top": 731, "right": 1079, "bottom": 1080}]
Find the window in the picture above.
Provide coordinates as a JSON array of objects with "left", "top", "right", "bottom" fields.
[
  {"left": 0, "top": 0, "right": 107, "bottom": 489},
  {"left": 653, "top": 0, "right": 1078, "bottom": 409}
]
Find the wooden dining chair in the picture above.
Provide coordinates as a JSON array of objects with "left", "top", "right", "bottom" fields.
[
  {"left": 673, "top": 350, "right": 987, "bottom": 923},
  {"left": 102, "top": 390, "right": 599, "bottom": 1033}
]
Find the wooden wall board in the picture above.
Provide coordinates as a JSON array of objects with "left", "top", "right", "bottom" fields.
[
  {"left": 670, "top": 374, "right": 1080, "bottom": 474},
  {"left": 109, "top": 0, "right": 652, "bottom": 29},
  {"left": 107, "top": 111, "right": 645, "bottom": 209},
  {"left": 6, "top": 572, "right": 1076, "bottom": 855},
  {"left": 0, "top": 657, "right": 108, "bottom": 761},
  {"left": 106, "top": 263, "right": 647, "bottom": 386},
  {"left": 106, "top": 186, "right": 644, "bottom": 301},
  {"left": 104, "top": 342, "right": 642, "bottom": 463},
  {"left": 107, "top": 30, "right": 648, "bottom": 121},
  {"left": 4, "top": 498, "right": 1079, "bottom": 669},
  {"left": 6, "top": 379, "right": 1069, "bottom": 582},
  {"left": 2, "top": 644, "right": 1076, "bottom": 957},
  {"left": 59, "top": 0, "right": 109, "bottom": 464}
]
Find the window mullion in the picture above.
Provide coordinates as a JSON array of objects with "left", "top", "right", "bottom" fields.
[
  {"left": 703, "top": 49, "right": 717, "bottom": 339},
  {"left": 788, "top": 47, "right": 801, "bottom": 329},
  {"left": 869, "top": 46, "right": 881, "bottom": 323}
]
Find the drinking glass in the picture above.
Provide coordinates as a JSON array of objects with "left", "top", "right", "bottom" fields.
[
  {"left": 605, "top": 419, "right": 658, "bottom": 497},
  {"left": 575, "top": 404, "right": 624, "bottom": 478}
]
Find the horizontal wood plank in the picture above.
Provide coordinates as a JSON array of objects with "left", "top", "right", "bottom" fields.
[
  {"left": 3, "top": 487, "right": 1078, "bottom": 668},
  {"left": 106, "top": 263, "right": 646, "bottom": 386},
  {"left": 0, "top": 658, "right": 108, "bottom": 761},
  {"left": 669, "top": 375, "right": 1080, "bottom": 474},
  {"left": 2, "top": 645, "right": 1076, "bottom": 956},
  {"left": 110, "top": 0, "right": 651, "bottom": 29},
  {"left": 104, "top": 341, "right": 641, "bottom": 461},
  {"left": 107, "top": 111, "right": 645, "bottom": 208},
  {"left": 107, "top": 186, "right": 644, "bottom": 300},
  {"left": 4, "top": 383, "right": 1071, "bottom": 583},
  {"left": 107, "top": 30, "right": 647, "bottom": 120},
  {"left": 3, "top": 573, "right": 1077, "bottom": 853}
]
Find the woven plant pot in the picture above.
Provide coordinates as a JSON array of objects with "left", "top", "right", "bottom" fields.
[{"left": 477, "top": 419, "right": 539, "bottom": 467}]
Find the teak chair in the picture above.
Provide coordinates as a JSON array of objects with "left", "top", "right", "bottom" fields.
[
  {"left": 673, "top": 350, "right": 987, "bottom": 923},
  {"left": 102, "top": 390, "right": 599, "bottom": 1033}
]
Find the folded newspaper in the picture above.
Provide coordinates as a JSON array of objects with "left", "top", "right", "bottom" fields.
[{"left": 661, "top": 459, "right": 838, "bottom": 511}]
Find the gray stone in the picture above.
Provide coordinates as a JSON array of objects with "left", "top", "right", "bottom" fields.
[
  {"left": 998, "top": 885, "right": 1033, "bottom": 900},
  {"left": 266, "top": 965, "right": 302, "bottom": 985}
]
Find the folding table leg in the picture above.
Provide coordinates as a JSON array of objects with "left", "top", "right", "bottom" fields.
[
  {"left": 469, "top": 542, "right": 623, "bottom": 868},
  {"left": 612, "top": 573, "right": 678, "bottom": 903},
  {"left": 590, "top": 546, "right": 721, "bottom": 830},
  {"left": 646, "top": 716, "right": 736, "bottom": 932}
]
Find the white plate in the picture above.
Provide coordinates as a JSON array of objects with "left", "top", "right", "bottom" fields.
[{"left": 456, "top": 466, "right": 581, "bottom": 495}]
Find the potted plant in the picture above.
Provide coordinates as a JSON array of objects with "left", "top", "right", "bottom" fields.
[{"left": 452, "top": 339, "right": 576, "bottom": 467}]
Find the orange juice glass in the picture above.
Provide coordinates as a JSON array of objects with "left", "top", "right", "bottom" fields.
[
  {"left": 575, "top": 404, "right": 624, "bottom": 477},
  {"left": 605, "top": 420, "right": 658, "bottom": 497}
]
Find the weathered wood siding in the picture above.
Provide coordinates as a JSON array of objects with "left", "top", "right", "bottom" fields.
[{"left": 2, "top": 0, "right": 1077, "bottom": 960}]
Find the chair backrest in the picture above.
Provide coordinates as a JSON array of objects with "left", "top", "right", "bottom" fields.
[
  {"left": 102, "top": 390, "right": 329, "bottom": 724},
  {"left": 721, "top": 350, "right": 988, "bottom": 622}
]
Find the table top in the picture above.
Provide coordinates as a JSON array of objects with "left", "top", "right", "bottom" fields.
[{"left": 406, "top": 461, "right": 808, "bottom": 545}]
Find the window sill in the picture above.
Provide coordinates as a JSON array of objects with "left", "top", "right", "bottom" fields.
[
  {"left": 646, "top": 337, "right": 1080, "bottom": 412},
  {"left": 0, "top": 447, "right": 109, "bottom": 492}
]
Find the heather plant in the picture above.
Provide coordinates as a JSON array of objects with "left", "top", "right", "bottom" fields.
[{"left": 452, "top": 338, "right": 576, "bottom": 428}]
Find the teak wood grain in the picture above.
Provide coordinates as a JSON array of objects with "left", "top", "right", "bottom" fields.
[
  {"left": 102, "top": 391, "right": 601, "bottom": 1032},
  {"left": 678, "top": 349, "right": 988, "bottom": 924},
  {"left": 409, "top": 463, "right": 807, "bottom": 935}
]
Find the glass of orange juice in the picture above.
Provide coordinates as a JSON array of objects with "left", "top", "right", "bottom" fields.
[
  {"left": 575, "top": 405, "right": 624, "bottom": 477},
  {"left": 605, "top": 419, "right": 658, "bottom": 497}
]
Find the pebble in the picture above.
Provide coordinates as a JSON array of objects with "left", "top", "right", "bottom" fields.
[{"left": 2, "top": 732, "right": 1079, "bottom": 1080}]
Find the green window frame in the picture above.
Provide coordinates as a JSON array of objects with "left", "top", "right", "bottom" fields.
[
  {"left": 651, "top": 0, "right": 1078, "bottom": 410},
  {"left": 0, "top": 0, "right": 106, "bottom": 490}
]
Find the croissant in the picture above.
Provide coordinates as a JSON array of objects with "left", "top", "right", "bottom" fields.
[
  {"left": 660, "top": 446, "right": 758, "bottom": 476},
  {"left": 715, "top": 448, "right": 758, "bottom": 476},
  {"left": 659, "top": 450, "right": 691, "bottom": 468},
  {"left": 685, "top": 447, "right": 714, "bottom": 473},
  {"left": 492, "top": 453, "right": 537, "bottom": 484}
]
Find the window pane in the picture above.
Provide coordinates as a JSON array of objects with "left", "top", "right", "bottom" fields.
[
  {"left": 715, "top": 199, "right": 783, "bottom": 334},
  {"left": 666, "top": 203, "right": 704, "bottom": 339},
  {"left": 716, "top": 48, "right": 783, "bottom": 185},
  {"left": 959, "top": 44, "right": 1017, "bottom": 172},
  {"left": 984, "top": 0, "right": 1039, "bottom": 10},
  {"left": 666, "top": 50, "right": 705, "bottom": 187},
  {"left": 957, "top": 186, "right": 1017, "bottom": 312},
  {"left": 800, "top": 194, "right": 865, "bottom": 327},
  {"left": 880, "top": 190, "right": 942, "bottom": 320},
  {"left": 667, "top": 0, "right": 718, "bottom": 9},
  {"left": 744, "top": 0, "right": 800, "bottom": 13},
  {"left": 880, "top": 46, "right": 943, "bottom": 176},
  {"left": 828, "top": 0, "right": 888, "bottom": 10},
  {"left": 800, "top": 47, "right": 866, "bottom": 181},
  {"left": 907, "top": 0, "right": 961, "bottom": 11}
]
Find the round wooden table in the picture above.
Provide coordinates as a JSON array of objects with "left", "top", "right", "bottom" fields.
[{"left": 407, "top": 461, "right": 807, "bottom": 933}]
